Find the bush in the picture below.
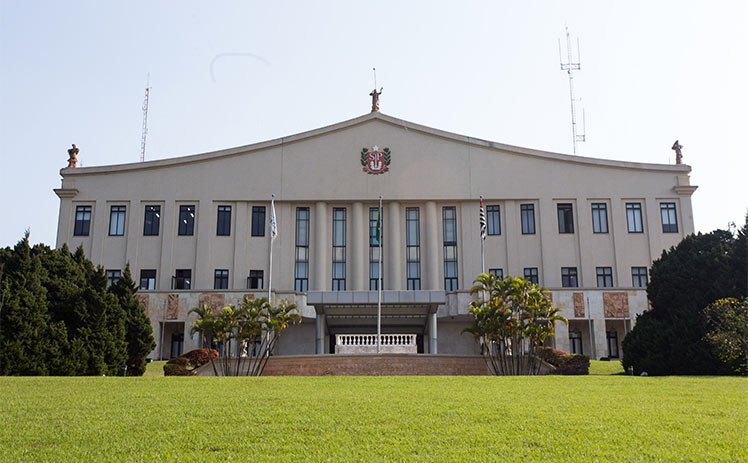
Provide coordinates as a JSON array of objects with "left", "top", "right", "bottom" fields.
[
  {"left": 181, "top": 348, "right": 218, "bottom": 368},
  {"left": 537, "top": 347, "right": 590, "bottom": 375},
  {"left": 163, "top": 363, "right": 195, "bottom": 376}
]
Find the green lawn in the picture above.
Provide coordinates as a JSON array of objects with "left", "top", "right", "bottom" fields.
[
  {"left": 589, "top": 359, "right": 625, "bottom": 375},
  {"left": 1, "top": 375, "right": 745, "bottom": 462}
]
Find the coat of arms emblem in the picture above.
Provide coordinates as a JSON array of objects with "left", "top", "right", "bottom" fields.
[{"left": 360, "top": 145, "right": 392, "bottom": 175}]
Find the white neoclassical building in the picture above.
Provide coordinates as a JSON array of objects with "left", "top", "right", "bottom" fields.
[{"left": 54, "top": 110, "right": 697, "bottom": 360}]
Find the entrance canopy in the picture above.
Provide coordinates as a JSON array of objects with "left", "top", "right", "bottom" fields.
[{"left": 307, "top": 290, "right": 446, "bottom": 331}]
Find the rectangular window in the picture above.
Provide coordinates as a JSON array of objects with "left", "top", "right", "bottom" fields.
[
  {"left": 369, "top": 207, "right": 383, "bottom": 290},
  {"left": 247, "top": 270, "right": 264, "bottom": 290},
  {"left": 561, "top": 267, "right": 578, "bottom": 288},
  {"left": 520, "top": 204, "right": 535, "bottom": 235},
  {"left": 178, "top": 205, "right": 195, "bottom": 236},
  {"left": 570, "top": 330, "right": 583, "bottom": 355},
  {"left": 74, "top": 205, "right": 92, "bottom": 236},
  {"left": 143, "top": 205, "right": 161, "bottom": 236},
  {"left": 660, "top": 203, "right": 678, "bottom": 233},
  {"left": 443, "top": 207, "right": 458, "bottom": 291},
  {"left": 214, "top": 269, "right": 229, "bottom": 290},
  {"left": 139, "top": 269, "right": 156, "bottom": 290},
  {"left": 332, "top": 208, "right": 346, "bottom": 291},
  {"left": 406, "top": 207, "right": 421, "bottom": 290},
  {"left": 294, "top": 207, "right": 309, "bottom": 292},
  {"left": 106, "top": 269, "right": 121, "bottom": 288},
  {"left": 173, "top": 269, "right": 191, "bottom": 290},
  {"left": 523, "top": 267, "right": 539, "bottom": 285},
  {"left": 108, "top": 205, "right": 126, "bottom": 236},
  {"left": 607, "top": 331, "right": 619, "bottom": 358},
  {"left": 626, "top": 203, "right": 644, "bottom": 233},
  {"left": 251, "top": 206, "right": 266, "bottom": 237},
  {"left": 591, "top": 203, "right": 608, "bottom": 234},
  {"left": 487, "top": 205, "right": 501, "bottom": 236},
  {"left": 596, "top": 267, "right": 614, "bottom": 288},
  {"left": 557, "top": 203, "right": 574, "bottom": 234},
  {"left": 216, "top": 205, "right": 231, "bottom": 236},
  {"left": 488, "top": 268, "right": 503, "bottom": 279},
  {"left": 631, "top": 267, "right": 648, "bottom": 288}
]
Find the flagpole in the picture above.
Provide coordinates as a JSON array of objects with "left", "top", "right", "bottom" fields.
[
  {"left": 268, "top": 194, "right": 275, "bottom": 302},
  {"left": 377, "top": 195, "right": 383, "bottom": 354},
  {"left": 479, "top": 195, "right": 486, "bottom": 274}
]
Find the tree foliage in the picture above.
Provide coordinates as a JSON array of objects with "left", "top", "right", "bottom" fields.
[
  {"left": 0, "top": 235, "right": 154, "bottom": 376},
  {"left": 110, "top": 265, "right": 156, "bottom": 376},
  {"left": 190, "top": 297, "right": 300, "bottom": 376},
  {"left": 622, "top": 217, "right": 748, "bottom": 376},
  {"left": 465, "top": 273, "right": 567, "bottom": 375},
  {"left": 703, "top": 297, "right": 747, "bottom": 376}
]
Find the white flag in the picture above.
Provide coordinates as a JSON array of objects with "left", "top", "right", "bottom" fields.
[{"left": 269, "top": 199, "right": 278, "bottom": 240}]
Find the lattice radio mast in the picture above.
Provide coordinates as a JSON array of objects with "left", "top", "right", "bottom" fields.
[
  {"left": 140, "top": 75, "right": 151, "bottom": 162},
  {"left": 559, "top": 27, "right": 586, "bottom": 154}
]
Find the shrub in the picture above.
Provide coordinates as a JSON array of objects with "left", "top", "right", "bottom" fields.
[
  {"left": 163, "top": 363, "right": 195, "bottom": 376},
  {"left": 536, "top": 347, "right": 589, "bottom": 375},
  {"left": 181, "top": 348, "right": 218, "bottom": 368}
]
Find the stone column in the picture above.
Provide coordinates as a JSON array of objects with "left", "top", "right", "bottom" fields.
[
  {"left": 313, "top": 202, "right": 328, "bottom": 290},
  {"left": 315, "top": 314, "right": 326, "bottom": 354},
  {"left": 429, "top": 312, "right": 438, "bottom": 354},
  {"left": 424, "top": 201, "right": 440, "bottom": 290},
  {"left": 351, "top": 202, "right": 366, "bottom": 290},
  {"left": 554, "top": 320, "right": 570, "bottom": 353},
  {"left": 387, "top": 201, "right": 403, "bottom": 290},
  {"left": 592, "top": 318, "right": 608, "bottom": 360}
]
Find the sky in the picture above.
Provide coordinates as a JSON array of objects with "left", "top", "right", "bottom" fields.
[{"left": 1, "top": 1, "right": 746, "bottom": 248}]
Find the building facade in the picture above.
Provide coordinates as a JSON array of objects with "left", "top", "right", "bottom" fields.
[{"left": 54, "top": 112, "right": 697, "bottom": 360}]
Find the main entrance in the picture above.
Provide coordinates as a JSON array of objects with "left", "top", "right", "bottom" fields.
[{"left": 307, "top": 290, "right": 446, "bottom": 355}]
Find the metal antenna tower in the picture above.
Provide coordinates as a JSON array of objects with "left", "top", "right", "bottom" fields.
[
  {"left": 140, "top": 75, "right": 151, "bottom": 162},
  {"left": 559, "top": 27, "right": 586, "bottom": 154}
]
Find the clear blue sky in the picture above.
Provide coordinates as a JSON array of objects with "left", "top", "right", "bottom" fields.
[{"left": 1, "top": 1, "right": 745, "bottom": 248}]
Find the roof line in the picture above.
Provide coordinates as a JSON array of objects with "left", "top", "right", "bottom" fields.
[{"left": 60, "top": 112, "right": 691, "bottom": 176}]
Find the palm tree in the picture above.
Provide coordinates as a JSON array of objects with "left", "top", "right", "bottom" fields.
[{"left": 465, "top": 273, "right": 567, "bottom": 375}]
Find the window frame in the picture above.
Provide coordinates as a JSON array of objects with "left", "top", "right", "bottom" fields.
[
  {"left": 561, "top": 267, "right": 578, "bottom": 288},
  {"left": 139, "top": 269, "right": 157, "bottom": 290},
  {"left": 520, "top": 203, "right": 536, "bottom": 235},
  {"left": 486, "top": 205, "right": 501, "bottom": 236},
  {"left": 442, "top": 207, "right": 458, "bottom": 291},
  {"left": 331, "top": 207, "right": 346, "bottom": 291},
  {"left": 626, "top": 202, "right": 644, "bottom": 233},
  {"left": 173, "top": 269, "right": 192, "bottom": 290},
  {"left": 108, "top": 205, "right": 126, "bottom": 236},
  {"left": 178, "top": 205, "right": 195, "bottom": 236},
  {"left": 216, "top": 205, "right": 232, "bottom": 236},
  {"left": 660, "top": 202, "right": 678, "bottom": 233},
  {"left": 557, "top": 203, "right": 575, "bottom": 234},
  {"left": 294, "top": 207, "right": 310, "bottom": 292},
  {"left": 591, "top": 203, "right": 609, "bottom": 234},
  {"left": 523, "top": 267, "right": 539, "bottom": 285},
  {"left": 247, "top": 270, "right": 264, "bottom": 290},
  {"left": 631, "top": 266, "right": 648, "bottom": 288},
  {"left": 106, "top": 269, "right": 122, "bottom": 288},
  {"left": 74, "top": 205, "right": 92, "bottom": 236},
  {"left": 251, "top": 206, "right": 266, "bottom": 237},
  {"left": 596, "top": 267, "right": 614, "bottom": 288},
  {"left": 143, "top": 205, "right": 161, "bottom": 236},
  {"left": 406, "top": 207, "right": 421, "bottom": 290},
  {"left": 214, "top": 269, "right": 229, "bottom": 290}
]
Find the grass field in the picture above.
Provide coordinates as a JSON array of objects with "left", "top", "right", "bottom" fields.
[{"left": 1, "top": 373, "right": 745, "bottom": 462}]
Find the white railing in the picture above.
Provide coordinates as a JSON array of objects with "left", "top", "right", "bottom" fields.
[{"left": 335, "top": 334, "right": 417, "bottom": 354}]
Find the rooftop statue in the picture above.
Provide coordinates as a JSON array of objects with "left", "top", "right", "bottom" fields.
[{"left": 67, "top": 144, "right": 79, "bottom": 168}]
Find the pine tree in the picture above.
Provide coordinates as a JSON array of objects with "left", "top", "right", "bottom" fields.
[
  {"left": 0, "top": 234, "right": 68, "bottom": 375},
  {"left": 111, "top": 264, "right": 155, "bottom": 376}
]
